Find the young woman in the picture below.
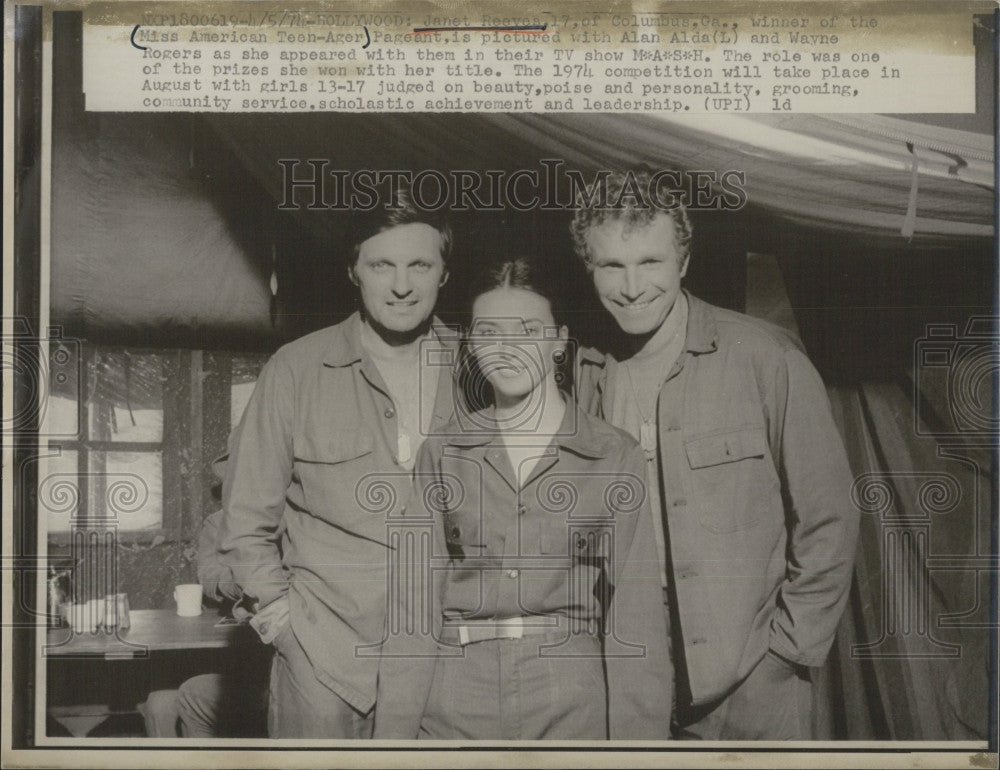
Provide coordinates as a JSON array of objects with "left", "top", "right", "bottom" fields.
[{"left": 374, "top": 255, "right": 672, "bottom": 740}]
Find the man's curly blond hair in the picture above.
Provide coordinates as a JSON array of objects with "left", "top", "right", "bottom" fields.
[{"left": 569, "top": 166, "right": 692, "bottom": 267}]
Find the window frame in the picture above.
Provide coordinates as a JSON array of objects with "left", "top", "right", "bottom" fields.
[{"left": 45, "top": 344, "right": 196, "bottom": 546}]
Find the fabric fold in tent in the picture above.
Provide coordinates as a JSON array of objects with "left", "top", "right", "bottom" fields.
[
  {"left": 820, "top": 380, "right": 991, "bottom": 740},
  {"left": 486, "top": 113, "right": 994, "bottom": 240},
  {"left": 50, "top": 114, "right": 277, "bottom": 343}
]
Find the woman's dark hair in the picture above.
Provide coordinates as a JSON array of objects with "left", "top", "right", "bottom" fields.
[
  {"left": 466, "top": 254, "right": 568, "bottom": 328},
  {"left": 348, "top": 181, "right": 452, "bottom": 266}
]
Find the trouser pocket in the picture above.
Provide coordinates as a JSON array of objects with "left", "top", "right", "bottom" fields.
[{"left": 718, "top": 651, "right": 813, "bottom": 740}]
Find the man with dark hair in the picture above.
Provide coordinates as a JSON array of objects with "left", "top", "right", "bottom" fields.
[
  {"left": 218, "top": 184, "right": 460, "bottom": 737},
  {"left": 571, "top": 167, "right": 859, "bottom": 739}
]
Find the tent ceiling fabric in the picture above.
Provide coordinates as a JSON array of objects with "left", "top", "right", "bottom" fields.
[
  {"left": 208, "top": 112, "right": 993, "bottom": 245},
  {"left": 53, "top": 112, "right": 993, "bottom": 340},
  {"left": 51, "top": 114, "right": 273, "bottom": 340},
  {"left": 489, "top": 113, "right": 994, "bottom": 239}
]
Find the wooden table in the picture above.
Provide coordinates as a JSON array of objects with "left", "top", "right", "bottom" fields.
[
  {"left": 45, "top": 609, "right": 249, "bottom": 659},
  {"left": 46, "top": 610, "right": 257, "bottom": 736}
]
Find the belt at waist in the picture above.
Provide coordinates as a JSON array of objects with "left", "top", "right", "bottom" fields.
[{"left": 440, "top": 615, "right": 577, "bottom": 646}]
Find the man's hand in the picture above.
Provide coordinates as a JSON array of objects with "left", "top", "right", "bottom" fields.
[
  {"left": 231, "top": 600, "right": 253, "bottom": 623},
  {"left": 249, "top": 594, "right": 290, "bottom": 645}
]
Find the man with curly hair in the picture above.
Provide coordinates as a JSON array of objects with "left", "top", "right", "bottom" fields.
[{"left": 571, "top": 167, "right": 859, "bottom": 739}]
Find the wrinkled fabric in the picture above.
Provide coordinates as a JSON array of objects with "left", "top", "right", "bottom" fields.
[
  {"left": 374, "top": 405, "right": 672, "bottom": 739},
  {"left": 218, "top": 312, "right": 459, "bottom": 715},
  {"left": 578, "top": 293, "right": 859, "bottom": 707}
]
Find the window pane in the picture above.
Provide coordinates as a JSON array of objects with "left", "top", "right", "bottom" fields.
[
  {"left": 88, "top": 351, "right": 164, "bottom": 443},
  {"left": 45, "top": 343, "right": 82, "bottom": 439},
  {"left": 40, "top": 450, "right": 78, "bottom": 534},
  {"left": 231, "top": 355, "right": 267, "bottom": 429},
  {"left": 93, "top": 451, "right": 163, "bottom": 531}
]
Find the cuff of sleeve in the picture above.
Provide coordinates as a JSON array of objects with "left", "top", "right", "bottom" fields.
[
  {"left": 250, "top": 594, "right": 290, "bottom": 644},
  {"left": 246, "top": 583, "right": 289, "bottom": 613}
]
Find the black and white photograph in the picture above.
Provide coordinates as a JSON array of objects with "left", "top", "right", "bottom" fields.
[{"left": 3, "top": 1, "right": 998, "bottom": 767}]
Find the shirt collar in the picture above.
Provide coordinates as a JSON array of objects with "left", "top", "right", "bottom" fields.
[
  {"left": 578, "top": 346, "right": 607, "bottom": 368},
  {"left": 321, "top": 312, "right": 364, "bottom": 367},
  {"left": 682, "top": 292, "right": 719, "bottom": 354},
  {"left": 321, "top": 311, "right": 458, "bottom": 367},
  {"left": 444, "top": 400, "right": 609, "bottom": 459}
]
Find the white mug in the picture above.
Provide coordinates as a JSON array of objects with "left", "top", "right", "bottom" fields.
[
  {"left": 173, "top": 584, "right": 203, "bottom": 617},
  {"left": 69, "top": 602, "right": 92, "bottom": 634},
  {"left": 69, "top": 599, "right": 104, "bottom": 634}
]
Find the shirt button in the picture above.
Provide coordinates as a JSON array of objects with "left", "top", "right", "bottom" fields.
[
  {"left": 517, "top": 505, "right": 526, "bottom": 516},
  {"left": 507, "top": 569, "right": 519, "bottom": 579},
  {"left": 384, "top": 408, "right": 395, "bottom": 419}
]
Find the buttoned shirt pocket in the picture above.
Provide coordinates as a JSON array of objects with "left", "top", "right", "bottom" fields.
[
  {"left": 442, "top": 511, "right": 487, "bottom": 561},
  {"left": 539, "top": 521, "right": 608, "bottom": 561},
  {"left": 292, "top": 430, "right": 379, "bottom": 528},
  {"left": 533, "top": 518, "right": 598, "bottom": 615},
  {"left": 684, "top": 426, "right": 778, "bottom": 534}
]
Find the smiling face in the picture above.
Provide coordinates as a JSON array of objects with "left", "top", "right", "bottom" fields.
[
  {"left": 351, "top": 222, "right": 447, "bottom": 338},
  {"left": 469, "top": 287, "right": 567, "bottom": 405},
  {"left": 585, "top": 213, "right": 689, "bottom": 336}
]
